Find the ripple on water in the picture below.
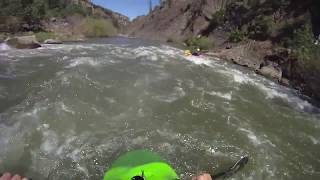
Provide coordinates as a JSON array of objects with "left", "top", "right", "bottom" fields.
[
  {"left": 66, "top": 57, "right": 101, "bottom": 68},
  {"left": 152, "top": 86, "right": 186, "bottom": 103},
  {"left": 207, "top": 91, "right": 233, "bottom": 101}
]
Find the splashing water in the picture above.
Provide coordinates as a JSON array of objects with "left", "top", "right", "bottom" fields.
[{"left": 0, "top": 38, "right": 319, "bottom": 180}]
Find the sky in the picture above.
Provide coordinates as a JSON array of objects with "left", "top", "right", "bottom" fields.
[{"left": 92, "top": 0, "right": 160, "bottom": 20}]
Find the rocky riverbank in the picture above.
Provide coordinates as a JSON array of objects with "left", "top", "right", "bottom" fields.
[{"left": 126, "top": 0, "right": 320, "bottom": 104}]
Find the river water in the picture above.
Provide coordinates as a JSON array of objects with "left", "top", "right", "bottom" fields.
[{"left": 0, "top": 38, "right": 319, "bottom": 180}]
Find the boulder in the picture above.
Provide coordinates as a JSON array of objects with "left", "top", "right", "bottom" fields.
[
  {"left": 44, "top": 39, "right": 62, "bottom": 44},
  {"left": 231, "top": 57, "right": 259, "bottom": 68},
  {"left": 280, "top": 78, "right": 290, "bottom": 86},
  {"left": 256, "top": 65, "right": 282, "bottom": 81},
  {"left": 50, "top": 17, "right": 57, "bottom": 22},
  {"left": 6, "top": 35, "right": 41, "bottom": 49}
]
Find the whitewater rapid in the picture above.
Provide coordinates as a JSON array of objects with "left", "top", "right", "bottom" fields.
[{"left": 0, "top": 38, "right": 319, "bottom": 180}]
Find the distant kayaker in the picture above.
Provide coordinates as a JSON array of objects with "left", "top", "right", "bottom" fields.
[{"left": 184, "top": 48, "right": 201, "bottom": 56}]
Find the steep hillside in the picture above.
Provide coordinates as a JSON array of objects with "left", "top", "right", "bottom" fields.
[
  {"left": 127, "top": 0, "right": 319, "bottom": 43},
  {"left": 126, "top": 0, "right": 231, "bottom": 41},
  {"left": 0, "top": 0, "right": 129, "bottom": 39}
]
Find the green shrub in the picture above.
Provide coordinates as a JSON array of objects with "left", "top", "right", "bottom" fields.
[
  {"left": 290, "top": 25, "right": 320, "bottom": 69},
  {"left": 229, "top": 29, "right": 246, "bottom": 42},
  {"left": 80, "top": 18, "right": 117, "bottom": 38},
  {"left": 210, "top": 9, "right": 225, "bottom": 28},
  {"left": 185, "top": 36, "right": 214, "bottom": 50},
  {"left": 35, "top": 31, "right": 56, "bottom": 42},
  {"left": 65, "top": 4, "right": 89, "bottom": 16},
  {"left": 248, "top": 15, "right": 274, "bottom": 40},
  {"left": 0, "top": 0, "right": 89, "bottom": 19}
]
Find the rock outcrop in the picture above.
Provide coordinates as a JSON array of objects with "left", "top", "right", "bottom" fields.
[
  {"left": 256, "top": 65, "right": 282, "bottom": 81},
  {"left": 6, "top": 35, "right": 41, "bottom": 49},
  {"left": 126, "top": 0, "right": 231, "bottom": 41}
]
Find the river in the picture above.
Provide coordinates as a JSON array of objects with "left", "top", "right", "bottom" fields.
[{"left": 0, "top": 38, "right": 319, "bottom": 180}]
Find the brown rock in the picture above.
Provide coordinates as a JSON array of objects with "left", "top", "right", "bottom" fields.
[
  {"left": 280, "top": 78, "right": 290, "bottom": 86},
  {"left": 44, "top": 39, "right": 62, "bottom": 44},
  {"left": 6, "top": 35, "right": 41, "bottom": 49},
  {"left": 256, "top": 65, "right": 282, "bottom": 81},
  {"left": 126, "top": 0, "right": 228, "bottom": 41}
]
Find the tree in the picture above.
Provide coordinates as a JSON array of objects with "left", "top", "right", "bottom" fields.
[
  {"left": 48, "top": 0, "right": 58, "bottom": 8},
  {"left": 248, "top": 15, "right": 274, "bottom": 40}
]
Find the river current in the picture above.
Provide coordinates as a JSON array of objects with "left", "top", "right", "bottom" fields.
[{"left": 0, "top": 38, "right": 319, "bottom": 179}]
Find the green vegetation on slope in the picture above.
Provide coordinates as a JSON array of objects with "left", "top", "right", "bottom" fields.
[
  {"left": 290, "top": 24, "right": 320, "bottom": 77},
  {"left": 0, "top": 0, "right": 89, "bottom": 23},
  {"left": 229, "top": 29, "right": 246, "bottom": 43},
  {"left": 185, "top": 37, "right": 214, "bottom": 51},
  {"left": 35, "top": 31, "right": 56, "bottom": 42},
  {"left": 0, "top": 0, "right": 118, "bottom": 39},
  {"left": 80, "top": 17, "right": 117, "bottom": 37}
]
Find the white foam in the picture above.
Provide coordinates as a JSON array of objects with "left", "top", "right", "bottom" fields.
[
  {"left": 238, "top": 128, "right": 262, "bottom": 146},
  {"left": 66, "top": 57, "right": 100, "bottom": 68},
  {"left": 76, "top": 163, "right": 89, "bottom": 177},
  {"left": 59, "top": 102, "right": 75, "bottom": 114},
  {"left": 55, "top": 135, "right": 78, "bottom": 157},
  {"left": 184, "top": 55, "right": 213, "bottom": 67},
  {"left": 307, "top": 135, "right": 319, "bottom": 145},
  {"left": 36, "top": 124, "right": 50, "bottom": 131},
  {"left": 40, "top": 130, "right": 59, "bottom": 155},
  {"left": 156, "top": 45, "right": 183, "bottom": 59},
  {"left": 0, "top": 43, "right": 11, "bottom": 51},
  {"left": 104, "top": 97, "right": 116, "bottom": 103},
  {"left": 207, "top": 91, "right": 232, "bottom": 101},
  {"left": 213, "top": 62, "right": 315, "bottom": 111},
  {"left": 153, "top": 86, "right": 186, "bottom": 103},
  {"left": 255, "top": 82, "right": 315, "bottom": 111},
  {"left": 131, "top": 136, "right": 149, "bottom": 145},
  {"left": 91, "top": 106, "right": 101, "bottom": 114},
  {"left": 133, "top": 47, "right": 159, "bottom": 61},
  {"left": 158, "top": 142, "right": 175, "bottom": 154},
  {"left": 107, "top": 46, "right": 136, "bottom": 59},
  {"left": 22, "top": 105, "right": 47, "bottom": 120}
]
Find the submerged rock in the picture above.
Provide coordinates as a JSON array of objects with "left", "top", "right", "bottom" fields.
[
  {"left": 44, "top": 39, "right": 62, "bottom": 44},
  {"left": 6, "top": 35, "right": 41, "bottom": 49}
]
